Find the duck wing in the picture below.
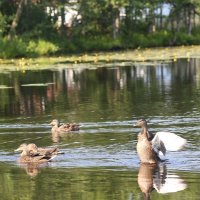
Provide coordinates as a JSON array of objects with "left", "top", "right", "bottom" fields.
[
  {"left": 59, "top": 123, "right": 79, "bottom": 132},
  {"left": 20, "top": 154, "right": 54, "bottom": 163},
  {"left": 152, "top": 132, "right": 186, "bottom": 154},
  {"left": 70, "top": 124, "right": 80, "bottom": 131},
  {"left": 58, "top": 123, "right": 71, "bottom": 132},
  {"left": 147, "top": 130, "right": 154, "bottom": 140},
  {"left": 38, "top": 147, "right": 63, "bottom": 156},
  {"left": 151, "top": 134, "right": 166, "bottom": 156}
]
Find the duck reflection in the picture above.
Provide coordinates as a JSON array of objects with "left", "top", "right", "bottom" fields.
[
  {"left": 19, "top": 162, "right": 48, "bottom": 177},
  {"left": 138, "top": 163, "right": 187, "bottom": 200},
  {"left": 51, "top": 131, "right": 77, "bottom": 143}
]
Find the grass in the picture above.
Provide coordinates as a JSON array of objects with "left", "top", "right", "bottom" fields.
[{"left": 0, "top": 45, "right": 200, "bottom": 71}]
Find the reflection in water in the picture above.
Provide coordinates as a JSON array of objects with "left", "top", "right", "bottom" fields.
[
  {"left": 18, "top": 162, "right": 47, "bottom": 177},
  {"left": 0, "top": 59, "right": 200, "bottom": 200},
  {"left": 51, "top": 131, "right": 76, "bottom": 143},
  {"left": 0, "top": 58, "right": 200, "bottom": 119},
  {"left": 138, "top": 163, "right": 187, "bottom": 200}
]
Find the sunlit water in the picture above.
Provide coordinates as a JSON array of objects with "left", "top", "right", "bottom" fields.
[{"left": 0, "top": 58, "right": 200, "bottom": 200}]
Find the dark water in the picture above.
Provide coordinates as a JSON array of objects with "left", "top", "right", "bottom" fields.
[{"left": 0, "top": 58, "right": 200, "bottom": 200}]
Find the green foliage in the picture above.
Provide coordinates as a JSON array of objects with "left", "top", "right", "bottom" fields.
[
  {"left": 173, "top": 32, "right": 200, "bottom": 45},
  {"left": 146, "top": 31, "right": 173, "bottom": 47},
  {"left": 54, "top": 37, "right": 77, "bottom": 54},
  {"left": 0, "top": 12, "right": 7, "bottom": 36},
  {"left": 1, "top": 31, "right": 200, "bottom": 59},
  {"left": 77, "top": 0, "right": 113, "bottom": 36},
  {"left": 121, "top": 31, "right": 173, "bottom": 48},
  {"left": 0, "top": 37, "right": 59, "bottom": 58},
  {"left": 122, "top": 33, "right": 147, "bottom": 48},
  {"left": 18, "top": 3, "right": 57, "bottom": 40},
  {"left": 73, "top": 36, "right": 121, "bottom": 52},
  {"left": 0, "top": 37, "right": 26, "bottom": 58},
  {"left": 1, "top": 0, "right": 200, "bottom": 58},
  {"left": 27, "top": 40, "right": 59, "bottom": 56},
  {"left": 122, "top": 31, "right": 199, "bottom": 48}
]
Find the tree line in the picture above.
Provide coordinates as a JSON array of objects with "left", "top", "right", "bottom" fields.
[{"left": 0, "top": 0, "right": 200, "bottom": 58}]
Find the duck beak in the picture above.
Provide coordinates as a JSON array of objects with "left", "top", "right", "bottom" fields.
[{"left": 14, "top": 148, "right": 21, "bottom": 152}]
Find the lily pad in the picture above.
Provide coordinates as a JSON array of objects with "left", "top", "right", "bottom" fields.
[
  {"left": 21, "top": 83, "right": 54, "bottom": 87},
  {"left": 0, "top": 85, "right": 13, "bottom": 89}
]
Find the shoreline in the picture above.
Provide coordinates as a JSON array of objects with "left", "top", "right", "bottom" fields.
[{"left": 0, "top": 45, "right": 200, "bottom": 71}]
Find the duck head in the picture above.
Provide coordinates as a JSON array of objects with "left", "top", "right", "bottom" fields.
[
  {"left": 134, "top": 119, "right": 148, "bottom": 127},
  {"left": 15, "top": 143, "right": 28, "bottom": 152},
  {"left": 15, "top": 143, "right": 38, "bottom": 156},
  {"left": 50, "top": 119, "right": 60, "bottom": 127}
]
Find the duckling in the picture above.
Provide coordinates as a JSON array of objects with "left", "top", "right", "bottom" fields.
[
  {"left": 50, "top": 119, "right": 80, "bottom": 134},
  {"left": 134, "top": 119, "right": 186, "bottom": 164},
  {"left": 15, "top": 143, "right": 62, "bottom": 163}
]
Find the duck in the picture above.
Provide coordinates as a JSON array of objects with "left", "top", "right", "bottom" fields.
[
  {"left": 134, "top": 119, "right": 186, "bottom": 164},
  {"left": 50, "top": 119, "right": 80, "bottom": 134},
  {"left": 15, "top": 143, "right": 62, "bottom": 163}
]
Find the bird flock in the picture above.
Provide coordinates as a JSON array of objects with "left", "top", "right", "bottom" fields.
[{"left": 14, "top": 118, "right": 186, "bottom": 165}]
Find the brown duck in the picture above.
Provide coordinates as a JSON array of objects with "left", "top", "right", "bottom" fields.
[
  {"left": 50, "top": 119, "right": 80, "bottom": 134},
  {"left": 134, "top": 119, "right": 186, "bottom": 164},
  {"left": 15, "top": 143, "right": 62, "bottom": 163}
]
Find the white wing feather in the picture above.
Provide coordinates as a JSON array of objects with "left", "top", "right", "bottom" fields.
[{"left": 152, "top": 132, "right": 186, "bottom": 152}]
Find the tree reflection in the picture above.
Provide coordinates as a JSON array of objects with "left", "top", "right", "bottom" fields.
[
  {"left": 137, "top": 163, "right": 187, "bottom": 200},
  {"left": 0, "top": 59, "right": 200, "bottom": 119}
]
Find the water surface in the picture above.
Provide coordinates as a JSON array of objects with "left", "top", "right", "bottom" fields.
[{"left": 0, "top": 58, "right": 200, "bottom": 199}]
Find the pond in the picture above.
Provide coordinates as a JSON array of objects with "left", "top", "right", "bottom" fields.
[{"left": 0, "top": 58, "right": 200, "bottom": 200}]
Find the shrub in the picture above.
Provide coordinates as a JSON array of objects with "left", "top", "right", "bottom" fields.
[
  {"left": 146, "top": 31, "right": 172, "bottom": 47},
  {"left": 0, "top": 37, "right": 26, "bottom": 58},
  {"left": 0, "top": 37, "right": 59, "bottom": 58},
  {"left": 121, "top": 33, "right": 148, "bottom": 48},
  {"left": 72, "top": 36, "right": 121, "bottom": 52},
  {"left": 27, "top": 39, "right": 59, "bottom": 56}
]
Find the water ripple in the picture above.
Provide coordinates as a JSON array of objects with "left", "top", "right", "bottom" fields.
[{"left": 0, "top": 116, "right": 199, "bottom": 172}]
